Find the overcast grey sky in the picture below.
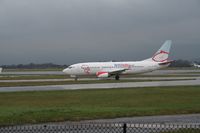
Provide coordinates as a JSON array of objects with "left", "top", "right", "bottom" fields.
[{"left": 0, "top": 0, "right": 200, "bottom": 65}]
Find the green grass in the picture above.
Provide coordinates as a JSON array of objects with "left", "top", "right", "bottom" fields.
[
  {"left": 0, "top": 79, "right": 195, "bottom": 87},
  {"left": 0, "top": 86, "right": 200, "bottom": 125}
]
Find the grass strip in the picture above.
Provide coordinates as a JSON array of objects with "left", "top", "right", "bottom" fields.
[{"left": 0, "top": 86, "right": 200, "bottom": 125}]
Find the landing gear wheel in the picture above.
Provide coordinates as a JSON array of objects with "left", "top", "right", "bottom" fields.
[
  {"left": 74, "top": 77, "right": 78, "bottom": 81},
  {"left": 115, "top": 75, "right": 120, "bottom": 80}
]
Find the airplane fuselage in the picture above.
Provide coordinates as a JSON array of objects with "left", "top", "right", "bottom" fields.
[
  {"left": 64, "top": 61, "right": 168, "bottom": 77},
  {"left": 63, "top": 40, "right": 172, "bottom": 80}
]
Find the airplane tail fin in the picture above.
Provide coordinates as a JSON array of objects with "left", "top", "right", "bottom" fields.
[
  {"left": 147, "top": 40, "right": 172, "bottom": 63},
  {"left": 144, "top": 40, "right": 172, "bottom": 66}
]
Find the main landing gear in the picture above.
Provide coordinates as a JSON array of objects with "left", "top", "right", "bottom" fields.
[
  {"left": 115, "top": 75, "right": 120, "bottom": 80},
  {"left": 74, "top": 77, "right": 78, "bottom": 81},
  {"left": 70, "top": 75, "right": 78, "bottom": 81}
]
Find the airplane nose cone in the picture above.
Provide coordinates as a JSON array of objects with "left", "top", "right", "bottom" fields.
[{"left": 63, "top": 68, "right": 69, "bottom": 74}]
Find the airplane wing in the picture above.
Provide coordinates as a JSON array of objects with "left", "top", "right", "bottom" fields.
[
  {"left": 96, "top": 68, "right": 128, "bottom": 78},
  {"left": 107, "top": 68, "right": 128, "bottom": 75}
]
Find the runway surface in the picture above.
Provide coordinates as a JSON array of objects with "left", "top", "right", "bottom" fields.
[
  {"left": 0, "top": 77, "right": 197, "bottom": 82},
  {"left": 2, "top": 69, "right": 200, "bottom": 75},
  {"left": 74, "top": 114, "right": 200, "bottom": 124},
  {"left": 0, "top": 78, "right": 200, "bottom": 92},
  {"left": 1, "top": 69, "right": 200, "bottom": 92}
]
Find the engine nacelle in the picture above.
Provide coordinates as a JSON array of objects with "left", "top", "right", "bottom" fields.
[{"left": 96, "top": 72, "right": 109, "bottom": 78}]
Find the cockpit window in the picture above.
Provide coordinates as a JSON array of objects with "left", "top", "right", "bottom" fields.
[{"left": 68, "top": 66, "right": 75, "bottom": 69}]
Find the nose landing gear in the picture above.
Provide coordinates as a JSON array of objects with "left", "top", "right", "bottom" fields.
[{"left": 74, "top": 77, "right": 78, "bottom": 81}]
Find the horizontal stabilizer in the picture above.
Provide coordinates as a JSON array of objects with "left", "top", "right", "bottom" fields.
[{"left": 159, "top": 60, "right": 174, "bottom": 65}]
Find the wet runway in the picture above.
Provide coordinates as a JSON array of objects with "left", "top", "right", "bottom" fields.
[
  {"left": 1, "top": 69, "right": 200, "bottom": 92},
  {"left": 2, "top": 69, "right": 200, "bottom": 75},
  {"left": 0, "top": 77, "right": 197, "bottom": 82},
  {"left": 77, "top": 114, "right": 200, "bottom": 124},
  {"left": 0, "top": 78, "right": 200, "bottom": 92}
]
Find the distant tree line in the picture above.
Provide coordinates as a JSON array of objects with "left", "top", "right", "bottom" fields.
[
  {"left": 169, "top": 59, "right": 193, "bottom": 67},
  {"left": 1, "top": 63, "right": 68, "bottom": 69},
  {"left": 0, "top": 60, "right": 199, "bottom": 69}
]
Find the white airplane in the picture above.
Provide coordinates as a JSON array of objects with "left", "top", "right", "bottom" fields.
[
  {"left": 63, "top": 40, "right": 173, "bottom": 80},
  {"left": 193, "top": 63, "right": 200, "bottom": 68}
]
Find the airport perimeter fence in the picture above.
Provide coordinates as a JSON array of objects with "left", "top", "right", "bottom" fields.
[{"left": 0, "top": 123, "right": 200, "bottom": 133}]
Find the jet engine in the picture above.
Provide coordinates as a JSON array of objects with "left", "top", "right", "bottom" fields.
[{"left": 96, "top": 72, "right": 109, "bottom": 78}]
